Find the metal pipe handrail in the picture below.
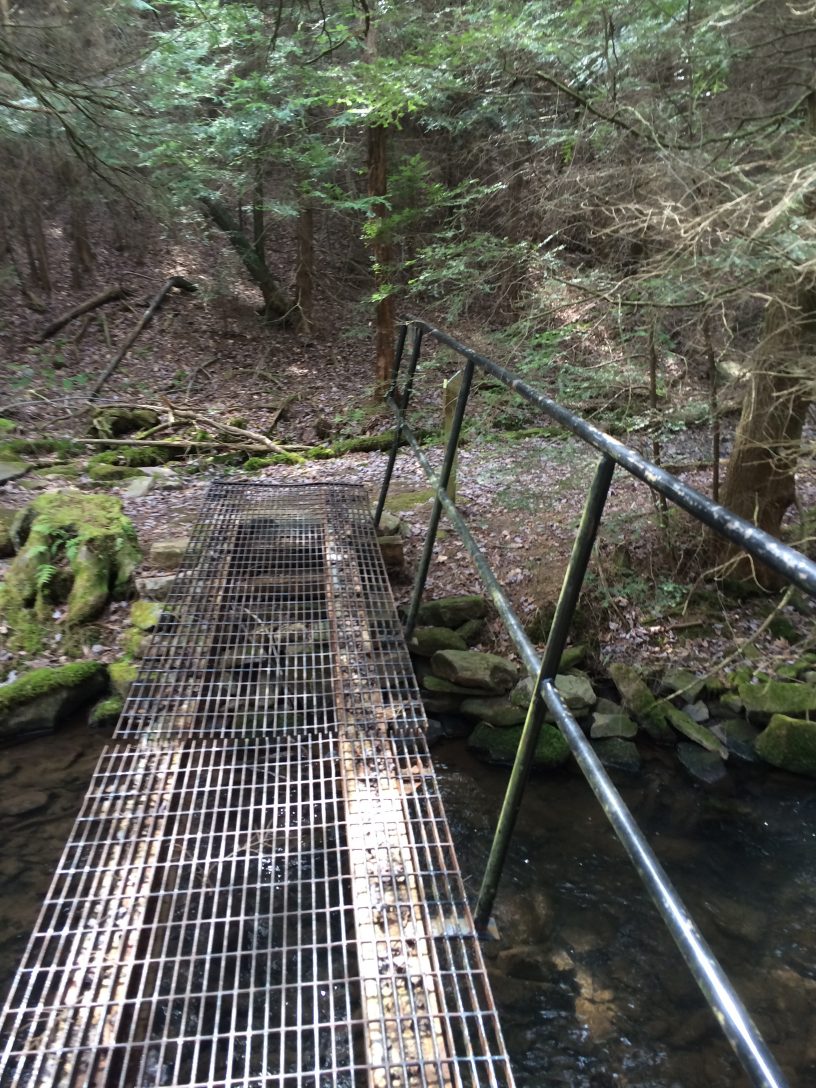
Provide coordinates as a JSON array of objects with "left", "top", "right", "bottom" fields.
[{"left": 376, "top": 317, "right": 816, "bottom": 1088}]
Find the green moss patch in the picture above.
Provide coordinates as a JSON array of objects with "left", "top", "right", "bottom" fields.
[
  {"left": 0, "top": 661, "right": 104, "bottom": 716},
  {"left": 1, "top": 490, "right": 141, "bottom": 646},
  {"left": 755, "top": 715, "right": 816, "bottom": 777},
  {"left": 109, "top": 659, "right": 138, "bottom": 698},
  {"left": 89, "top": 445, "right": 173, "bottom": 467},
  {"left": 89, "top": 695, "right": 124, "bottom": 729}
]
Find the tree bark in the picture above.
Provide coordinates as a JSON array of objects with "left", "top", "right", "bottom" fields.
[
  {"left": 367, "top": 123, "right": 396, "bottom": 388},
  {"left": 200, "top": 195, "right": 294, "bottom": 325},
  {"left": 719, "top": 283, "right": 815, "bottom": 580},
  {"left": 295, "top": 198, "right": 314, "bottom": 334}
]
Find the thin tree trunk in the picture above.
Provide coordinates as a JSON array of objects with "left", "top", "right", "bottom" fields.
[
  {"left": 200, "top": 196, "right": 294, "bottom": 325},
  {"left": 367, "top": 123, "right": 395, "bottom": 388},
  {"left": 295, "top": 198, "right": 314, "bottom": 334},
  {"left": 252, "top": 163, "right": 265, "bottom": 263},
  {"left": 719, "top": 283, "right": 815, "bottom": 580},
  {"left": 69, "top": 195, "right": 95, "bottom": 287}
]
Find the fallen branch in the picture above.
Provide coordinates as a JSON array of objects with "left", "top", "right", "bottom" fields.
[
  {"left": 72, "top": 437, "right": 305, "bottom": 454},
  {"left": 39, "top": 286, "right": 131, "bottom": 342},
  {"left": 87, "top": 276, "right": 197, "bottom": 401}
]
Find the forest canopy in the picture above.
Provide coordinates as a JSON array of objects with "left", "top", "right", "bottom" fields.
[{"left": 1, "top": 0, "right": 815, "bottom": 547}]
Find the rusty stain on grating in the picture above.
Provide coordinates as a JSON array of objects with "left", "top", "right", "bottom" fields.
[{"left": 0, "top": 483, "right": 514, "bottom": 1088}]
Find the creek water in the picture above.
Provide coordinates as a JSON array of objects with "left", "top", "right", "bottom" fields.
[{"left": 1, "top": 724, "right": 814, "bottom": 1088}]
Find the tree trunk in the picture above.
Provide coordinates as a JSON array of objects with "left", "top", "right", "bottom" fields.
[
  {"left": 367, "top": 123, "right": 395, "bottom": 388},
  {"left": 295, "top": 198, "right": 314, "bottom": 334},
  {"left": 69, "top": 195, "right": 95, "bottom": 287},
  {"left": 200, "top": 196, "right": 294, "bottom": 325},
  {"left": 252, "top": 164, "right": 265, "bottom": 263},
  {"left": 719, "top": 283, "right": 815, "bottom": 579}
]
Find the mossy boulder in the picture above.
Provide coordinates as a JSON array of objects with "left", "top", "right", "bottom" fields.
[
  {"left": 460, "top": 696, "right": 526, "bottom": 727},
  {"left": 87, "top": 463, "right": 144, "bottom": 482},
  {"left": 130, "top": 599, "right": 164, "bottom": 631},
  {"left": 737, "top": 679, "right": 816, "bottom": 720},
  {"left": 593, "top": 737, "right": 641, "bottom": 773},
  {"left": 0, "top": 491, "right": 141, "bottom": 648},
  {"left": 431, "top": 649, "right": 518, "bottom": 693},
  {"left": 0, "top": 459, "right": 30, "bottom": 484},
  {"left": 609, "top": 662, "right": 675, "bottom": 744},
  {"left": 0, "top": 505, "right": 15, "bottom": 557},
  {"left": 149, "top": 537, "right": 189, "bottom": 570},
  {"left": 421, "top": 674, "right": 476, "bottom": 697},
  {"left": 89, "top": 695, "right": 124, "bottom": 730},
  {"left": 755, "top": 715, "right": 816, "bottom": 777},
  {"left": 90, "top": 407, "right": 159, "bottom": 438},
  {"left": 417, "top": 595, "right": 487, "bottom": 628},
  {"left": 468, "top": 721, "right": 570, "bottom": 768},
  {"left": 109, "top": 659, "right": 138, "bottom": 698},
  {"left": 0, "top": 662, "right": 107, "bottom": 740},
  {"left": 408, "top": 626, "right": 468, "bottom": 657}
]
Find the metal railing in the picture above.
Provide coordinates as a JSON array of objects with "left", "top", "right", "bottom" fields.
[{"left": 375, "top": 318, "right": 816, "bottom": 1088}]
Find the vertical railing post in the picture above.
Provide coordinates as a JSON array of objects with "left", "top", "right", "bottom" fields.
[
  {"left": 403, "top": 357, "right": 475, "bottom": 639},
  {"left": 375, "top": 323, "right": 416, "bottom": 527},
  {"left": 474, "top": 454, "right": 616, "bottom": 931}
]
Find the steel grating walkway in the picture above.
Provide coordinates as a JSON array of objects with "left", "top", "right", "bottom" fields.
[{"left": 0, "top": 482, "right": 515, "bottom": 1088}]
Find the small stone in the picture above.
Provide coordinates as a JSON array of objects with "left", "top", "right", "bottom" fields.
[
  {"left": 378, "top": 535, "right": 404, "bottom": 574},
  {"left": 660, "top": 668, "right": 705, "bottom": 702},
  {"left": 684, "top": 700, "right": 710, "bottom": 723},
  {"left": 664, "top": 704, "right": 726, "bottom": 755},
  {"left": 0, "top": 460, "right": 30, "bottom": 484},
  {"left": 676, "top": 743, "right": 729, "bottom": 787},
  {"left": 459, "top": 696, "right": 526, "bottom": 728},
  {"left": 130, "top": 600, "right": 164, "bottom": 631},
  {"left": 371, "top": 509, "right": 405, "bottom": 537},
  {"left": 593, "top": 738, "right": 641, "bottom": 773},
  {"left": 558, "top": 645, "right": 586, "bottom": 671},
  {"left": 109, "top": 660, "right": 138, "bottom": 699},
  {"left": 149, "top": 537, "right": 190, "bottom": 570},
  {"left": 123, "top": 476, "right": 154, "bottom": 499},
  {"left": 590, "top": 711, "right": 638, "bottom": 739},
  {"left": 553, "top": 672, "right": 596, "bottom": 713},
  {"left": 455, "top": 617, "right": 485, "bottom": 646},
  {"left": 408, "top": 626, "right": 467, "bottom": 657},
  {"left": 89, "top": 695, "right": 124, "bottom": 730},
  {"left": 421, "top": 675, "right": 475, "bottom": 696},
  {"left": 135, "top": 573, "right": 184, "bottom": 599},
  {"left": 431, "top": 649, "right": 518, "bottom": 694},
  {"left": 609, "top": 662, "right": 675, "bottom": 744},
  {"left": 417, "top": 595, "right": 487, "bottom": 628}
]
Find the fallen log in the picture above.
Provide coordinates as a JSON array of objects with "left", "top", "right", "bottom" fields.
[
  {"left": 88, "top": 276, "right": 197, "bottom": 401},
  {"left": 39, "top": 285, "right": 131, "bottom": 342}
]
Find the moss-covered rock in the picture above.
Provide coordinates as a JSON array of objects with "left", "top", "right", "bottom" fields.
[
  {"left": 737, "top": 679, "right": 816, "bottom": 720},
  {"left": 663, "top": 704, "right": 727, "bottom": 756},
  {"left": 417, "top": 595, "right": 487, "bottom": 628},
  {"left": 593, "top": 737, "right": 641, "bottom": 773},
  {"left": 87, "top": 463, "right": 144, "bottom": 482},
  {"left": 609, "top": 662, "right": 675, "bottom": 744},
  {"left": 90, "top": 407, "right": 160, "bottom": 438},
  {"left": 421, "top": 674, "right": 475, "bottom": 696},
  {"left": 90, "top": 445, "right": 172, "bottom": 467},
  {"left": 130, "top": 599, "right": 164, "bottom": 631},
  {"left": 149, "top": 537, "right": 189, "bottom": 569},
  {"left": 460, "top": 696, "right": 526, "bottom": 727},
  {"left": 109, "top": 659, "right": 138, "bottom": 698},
  {"left": 89, "top": 695, "right": 124, "bottom": 729},
  {"left": 0, "top": 505, "right": 15, "bottom": 557},
  {"left": 408, "top": 626, "right": 468, "bottom": 657},
  {"left": 0, "top": 662, "right": 107, "bottom": 740},
  {"left": 431, "top": 649, "right": 518, "bottom": 693},
  {"left": 755, "top": 715, "right": 816, "bottom": 777},
  {"left": 0, "top": 459, "right": 30, "bottom": 484},
  {"left": 1, "top": 491, "right": 141, "bottom": 647},
  {"left": 468, "top": 721, "right": 570, "bottom": 768}
]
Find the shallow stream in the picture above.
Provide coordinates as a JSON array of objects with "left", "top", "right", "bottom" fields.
[{"left": 1, "top": 724, "right": 814, "bottom": 1087}]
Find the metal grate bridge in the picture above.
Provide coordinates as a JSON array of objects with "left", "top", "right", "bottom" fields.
[{"left": 0, "top": 482, "right": 514, "bottom": 1088}]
